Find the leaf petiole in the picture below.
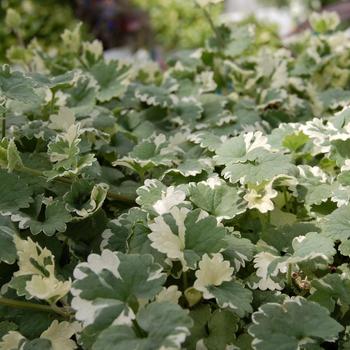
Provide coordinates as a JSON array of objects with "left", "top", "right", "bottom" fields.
[
  {"left": 0, "top": 297, "right": 71, "bottom": 318},
  {"left": 1, "top": 114, "right": 5, "bottom": 139}
]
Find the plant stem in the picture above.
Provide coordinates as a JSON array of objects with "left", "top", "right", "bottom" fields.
[
  {"left": 0, "top": 297, "right": 70, "bottom": 318},
  {"left": 137, "top": 168, "right": 146, "bottom": 184},
  {"left": 182, "top": 271, "right": 189, "bottom": 291},
  {"left": 283, "top": 187, "right": 291, "bottom": 212},
  {"left": 202, "top": 7, "right": 225, "bottom": 49},
  {"left": 14, "top": 29, "right": 25, "bottom": 48},
  {"left": 132, "top": 319, "right": 146, "bottom": 338},
  {"left": 287, "top": 263, "right": 293, "bottom": 287},
  {"left": 19, "top": 166, "right": 135, "bottom": 204},
  {"left": 49, "top": 90, "right": 56, "bottom": 116},
  {"left": 258, "top": 212, "right": 266, "bottom": 234},
  {"left": 50, "top": 303, "right": 72, "bottom": 318},
  {"left": 21, "top": 166, "right": 44, "bottom": 177},
  {"left": 2, "top": 114, "right": 5, "bottom": 138}
]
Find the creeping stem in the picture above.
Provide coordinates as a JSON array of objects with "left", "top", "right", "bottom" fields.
[
  {"left": 1, "top": 114, "right": 5, "bottom": 139},
  {"left": 0, "top": 297, "right": 71, "bottom": 318},
  {"left": 202, "top": 7, "right": 225, "bottom": 48}
]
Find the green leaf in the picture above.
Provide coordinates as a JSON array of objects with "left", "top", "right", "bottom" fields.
[
  {"left": 189, "top": 177, "right": 246, "bottom": 219},
  {"left": 148, "top": 207, "right": 227, "bottom": 270},
  {"left": 222, "top": 152, "right": 296, "bottom": 185},
  {"left": 321, "top": 204, "right": 350, "bottom": 241},
  {"left": 114, "top": 134, "right": 178, "bottom": 173},
  {"left": 165, "top": 157, "right": 212, "bottom": 177},
  {"left": 90, "top": 61, "right": 130, "bottom": 102},
  {"left": 48, "top": 106, "right": 75, "bottom": 131},
  {"left": 339, "top": 239, "right": 350, "bottom": 257},
  {"left": 282, "top": 132, "right": 309, "bottom": 152},
  {"left": 136, "top": 179, "right": 186, "bottom": 216},
  {"left": 5, "top": 8, "right": 21, "bottom": 29},
  {"left": 7, "top": 139, "right": 23, "bottom": 172},
  {"left": 233, "top": 333, "right": 254, "bottom": 350},
  {"left": 101, "top": 208, "right": 148, "bottom": 253},
  {"left": 319, "top": 88, "right": 350, "bottom": 110},
  {"left": 0, "top": 170, "right": 32, "bottom": 212},
  {"left": 185, "top": 305, "right": 211, "bottom": 350},
  {"left": 310, "top": 11, "right": 340, "bottom": 33},
  {"left": 66, "top": 75, "right": 97, "bottom": 116},
  {"left": 65, "top": 180, "right": 109, "bottom": 218},
  {"left": 186, "top": 306, "right": 241, "bottom": 350},
  {"left": 289, "top": 232, "right": 335, "bottom": 265},
  {"left": 0, "top": 65, "right": 41, "bottom": 109},
  {"left": 92, "top": 302, "right": 193, "bottom": 350},
  {"left": 339, "top": 326, "right": 350, "bottom": 350},
  {"left": 0, "top": 138, "right": 24, "bottom": 173},
  {"left": 134, "top": 84, "right": 174, "bottom": 107},
  {"left": 189, "top": 131, "right": 223, "bottom": 152},
  {"left": 0, "top": 301, "right": 58, "bottom": 339},
  {"left": 260, "top": 223, "right": 320, "bottom": 253},
  {"left": 224, "top": 25, "right": 254, "bottom": 57},
  {"left": 204, "top": 309, "right": 239, "bottom": 350},
  {"left": 0, "top": 321, "right": 17, "bottom": 339},
  {"left": 249, "top": 297, "right": 343, "bottom": 350},
  {"left": 214, "top": 134, "right": 247, "bottom": 165},
  {"left": 79, "top": 301, "right": 132, "bottom": 349},
  {"left": 29, "top": 201, "right": 71, "bottom": 236},
  {"left": 171, "top": 97, "right": 203, "bottom": 126},
  {"left": 72, "top": 250, "right": 166, "bottom": 326},
  {"left": 223, "top": 235, "right": 256, "bottom": 271},
  {"left": 258, "top": 88, "right": 287, "bottom": 110},
  {"left": 46, "top": 124, "right": 95, "bottom": 179},
  {"left": 331, "top": 139, "right": 350, "bottom": 167},
  {"left": 309, "top": 273, "right": 350, "bottom": 312},
  {"left": 23, "top": 338, "right": 52, "bottom": 350},
  {"left": 0, "top": 226, "right": 17, "bottom": 264},
  {"left": 207, "top": 280, "right": 253, "bottom": 317}
]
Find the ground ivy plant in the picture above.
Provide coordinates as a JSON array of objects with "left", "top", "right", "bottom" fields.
[{"left": 1, "top": 3, "right": 350, "bottom": 350}]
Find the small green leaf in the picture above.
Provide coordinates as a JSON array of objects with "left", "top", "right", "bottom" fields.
[
  {"left": 322, "top": 204, "right": 350, "bottom": 241},
  {"left": 23, "top": 338, "right": 52, "bottom": 350},
  {"left": 90, "top": 61, "right": 130, "bottom": 102},
  {"left": 0, "top": 226, "right": 17, "bottom": 264},
  {"left": 0, "top": 321, "right": 17, "bottom": 339},
  {"left": 7, "top": 139, "right": 23, "bottom": 172},
  {"left": 204, "top": 309, "right": 239, "bottom": 350},
  {"left": 92, "top": 302, "right": 193, "bottom": 350},
  {"left": 189, "top": 177, "right": 246, "bottom": 219},
  {"left": 66, "top": 75, "right": 97, "bottom": 116},
  {"left": 207, "top": 281, "right": 253, "bottom": 317},
  {"left": 0, "top": 170, "right": 32, "bottom": 212},
  {"left": 249, "top": 297, "right": 343, "bottom": 350},
  {"left": 72, "top": 250, "right": 166, "bottom": 327},
  {"left": 309, "top": 273, "right": 350, "bottom": 312},
  {"left": 0, "top": 65, "right": 41, "bottom": 109},
  {"left": 29, "top": 201, "right": 71, "bottom": 236},
  {"left": 282, "top": 132, "right": 309, "bottom": 152},
  {"left": 65, "top": 181, "right": 109, "bottom": 218},
  {"left": 148, "top": 207, "right": 227, "bottom": 270}
]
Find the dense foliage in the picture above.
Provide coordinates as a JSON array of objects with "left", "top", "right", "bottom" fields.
[
  {"left": 0, "top": 0, "right": 81, "bottom": 63},
  {"left": 1, "top": 3, "right": 350, "bottom": 349},
  {"left": 261, "top": 0, "right": 341, "bottom": 10},
  {"left": 133, "top": 0, "right": 223, "bottom": 49}
]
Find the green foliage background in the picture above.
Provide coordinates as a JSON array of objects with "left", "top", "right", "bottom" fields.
[
  {"left": 0, "top": 0, "right": 79, "bottom": 62},
  {"left": 133, "top": 0, "right": 223, "bottom": 49}
]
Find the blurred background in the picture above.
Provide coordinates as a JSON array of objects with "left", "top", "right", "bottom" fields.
[{"left": 1, "top": 0, "right": 350, "bottom": 61}]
